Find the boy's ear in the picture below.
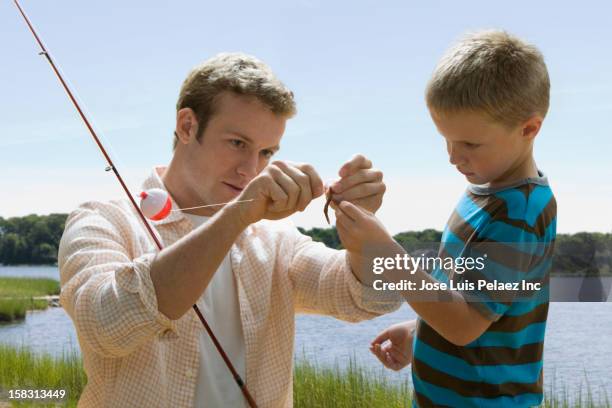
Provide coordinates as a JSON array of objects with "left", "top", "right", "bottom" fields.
[{"left": 521, "top": 115, "right": 544, "bottom": 141}]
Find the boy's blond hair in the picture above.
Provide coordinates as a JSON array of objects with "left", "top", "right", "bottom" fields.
[
  {"left": 426, "top": 30, "right": 550, "bottom": 127},
  {"left": 174, "top": 53, "right": 296, "bottom": 149}
]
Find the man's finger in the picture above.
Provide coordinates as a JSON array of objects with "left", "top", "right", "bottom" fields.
[
  {"left": 262, "top": 176, "right": 289, "bottom": 211},
  {"left": 339, "top": 154, "right": 373, "bottom": 178},
  {"left": 295, "top": 162, "right": 324, "bottom": 199},
  {"left": 333, "top": 168, "right": 383, "bottom": 193},
  {"left": 274, "top": 161, "right": 312, "bottom": 211},
  {"left": 335, "top": 182, "right": 386, "bottom": 201},
  {"left": 267, "top": 165, "right": 298, "bottom": 211}
]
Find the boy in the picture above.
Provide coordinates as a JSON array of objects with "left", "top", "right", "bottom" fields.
[{"left": 332, "top": 30, "right": 556, "bottom": 407}]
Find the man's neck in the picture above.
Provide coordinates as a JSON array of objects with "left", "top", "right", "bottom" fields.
[{"left": 161, "top": 156, "right": 218, "bottom": 217}]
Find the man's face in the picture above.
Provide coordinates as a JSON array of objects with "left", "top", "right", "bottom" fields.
[
  {"left": 176, "top": 92, "right": 286, "bottom": 212},
  {"left": 430, "top": 109, "right": 531, "bottom": 186}
]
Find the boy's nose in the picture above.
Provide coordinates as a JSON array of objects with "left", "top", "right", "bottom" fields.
[{"left": 447, "top": 144, "right": 461, "bottom": 165}]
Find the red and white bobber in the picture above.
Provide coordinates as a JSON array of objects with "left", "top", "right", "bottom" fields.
[{"left": 139, "top": 188, "right": 172, "bottom": 220}]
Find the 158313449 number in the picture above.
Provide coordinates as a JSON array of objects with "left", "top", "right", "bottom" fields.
[{"left": 7, "top": 389, "right": 66, "bottom": 401}]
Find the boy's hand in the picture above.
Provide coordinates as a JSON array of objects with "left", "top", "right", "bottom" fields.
[
  {"left": 333, "top": 200, "right": 394, "bottom": 253},
  {"left": 370, "top": 320, "right": 417, "bottom": 371},
  {"left": 329, "top": 154, "right": 386, "bottom": 214}
]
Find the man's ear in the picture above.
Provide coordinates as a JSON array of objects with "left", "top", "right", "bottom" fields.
[
  {"left": 175, "top": 108, "right": 199, "bottom": 145},
  {"left": 521, "top": 115, "right": 544, "bottom": 141}
]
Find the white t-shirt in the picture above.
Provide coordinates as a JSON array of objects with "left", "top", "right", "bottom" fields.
[{"left": 185, "top": 213, "right": 246, "bottom": 408}]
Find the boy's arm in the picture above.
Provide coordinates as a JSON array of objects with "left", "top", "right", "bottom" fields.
[
  {"left": 379, "top": 241, "right": 493, "bottom": 346},
  {"left": 334, "top": 201, "right": 493, "bottom": 346}
]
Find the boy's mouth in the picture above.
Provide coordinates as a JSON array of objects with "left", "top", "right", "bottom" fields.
[{"left": 458, "top": 168, "right": 475, "bottom": 177}]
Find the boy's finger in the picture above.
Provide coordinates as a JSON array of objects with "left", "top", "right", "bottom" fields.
[
  {"left": 385, "top": 352, "right": 399, "bottom": 367},
  {"left": 371, "top": 329, "right": 391, "bottom": 346},
  {"left": 389, "top": 348, "right": 409, "bottom": 364},
  {"left": 371, "top": 348, "right": 387, "bottom": 366},
  {"left": 338, "top": 201, "right": 365, "bottom": 221}
]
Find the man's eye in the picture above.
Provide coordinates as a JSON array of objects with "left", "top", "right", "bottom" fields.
[
  {"left": 231, "top": 139, "right": 246, "bottom": 148},
  {"left": 261, "top": 150, "right": 275, "bottom": 159}
]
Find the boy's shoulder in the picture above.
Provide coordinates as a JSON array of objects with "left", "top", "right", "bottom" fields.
[
  {"left": 474, "top": 171, "right": 554, "bottom": 223},
  {"left": 448, "top": 171, "right": 556, "bottom": 243}
]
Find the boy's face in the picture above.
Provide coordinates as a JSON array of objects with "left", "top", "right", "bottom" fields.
[{"left": 430, "top": 109, "right": 536, "bottom": 187}]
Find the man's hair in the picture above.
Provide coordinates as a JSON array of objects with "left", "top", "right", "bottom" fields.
[
  {"left": 173, "top": 53, "right": 296, "bottom": 149},
  {"left": 426, "top": 30, "right": 550, "bottom": 127}
]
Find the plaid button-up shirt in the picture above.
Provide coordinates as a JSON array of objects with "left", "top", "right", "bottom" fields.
[{"left": 58, "top": 166, "right": 401, "bottom": 407}]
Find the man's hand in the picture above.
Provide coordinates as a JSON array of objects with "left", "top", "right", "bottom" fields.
[
  {"left": 370, "top": 320, "right": 416, "bottom": 371},
  {"left": 237, "top": 160, "right": 324, "bottom": 226},
  {"left": 329, "top": 154, "right": 385, "bottom": 214}
]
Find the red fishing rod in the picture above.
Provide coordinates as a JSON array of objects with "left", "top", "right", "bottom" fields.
[{"left": 13, "top": 1, "right": 257, "bottom": 406}]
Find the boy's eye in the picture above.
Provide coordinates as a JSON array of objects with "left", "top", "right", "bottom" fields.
[{"left": 464, "top": 142, "right": 480, "bottom": 149}]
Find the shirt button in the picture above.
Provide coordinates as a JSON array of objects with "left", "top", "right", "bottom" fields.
[{"left": 185, "top": 369, "right": 195, "bottom": 378}]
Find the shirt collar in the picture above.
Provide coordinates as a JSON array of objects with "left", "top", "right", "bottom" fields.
[
  {"left": 140, "top": 166, "right": 254, "bottom": 240},
  {"left": 140, "top": 165, "right": 188, "bottom": 226}
]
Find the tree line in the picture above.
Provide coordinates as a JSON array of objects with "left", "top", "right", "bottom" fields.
[
  {"left": 0, "top": 214, "right": 610, "bottom": 276},
  {"left": 298, "top": 227, "right": 612, "bottom": 277}
]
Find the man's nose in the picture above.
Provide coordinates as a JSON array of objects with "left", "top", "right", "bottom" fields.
[{"left": 236, "top": 152, "right": 260, "bottom": 179}]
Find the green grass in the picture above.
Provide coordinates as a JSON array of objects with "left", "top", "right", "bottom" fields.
[
  {"left": 0, "top": 278, "right": 59, "bottom": 322},
  {"left": 0, "top": 345, "right": 85, "bottom": 407},
  {"left": 0, "top": 278, "right": 60, "bottom": 298},
  {"left": 294, "top": 357, "right": 412, "bottom": 407},
  {"left": 0, "top": 345, "right": 609, "bottom": 407}
]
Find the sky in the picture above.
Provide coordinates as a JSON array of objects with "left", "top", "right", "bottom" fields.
[{"left": 1, "top": 0, "right": 611, "bottom": 234}]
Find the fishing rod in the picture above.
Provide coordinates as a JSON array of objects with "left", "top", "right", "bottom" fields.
[{"left": 12, "top": 1, "right": 257, "bottom": 406}]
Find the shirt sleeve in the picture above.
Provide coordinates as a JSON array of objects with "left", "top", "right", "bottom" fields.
[
  {"left": 457, "top": 220, "right": 552, "bottom": 322},
  {"left": 58, "top": 202, "right": 178, "bottom": 358},
  {"left": 288, "top": 228, "right": 401, "bottom": 322}
]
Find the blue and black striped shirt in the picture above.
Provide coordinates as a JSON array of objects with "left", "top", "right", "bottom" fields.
[{"left": 412, "top": 171, "right": 557, "bottom": 407}]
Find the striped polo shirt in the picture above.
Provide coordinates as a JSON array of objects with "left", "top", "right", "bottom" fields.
[{"left": 412, "top": 171, "right": 557, "bottom": 407}]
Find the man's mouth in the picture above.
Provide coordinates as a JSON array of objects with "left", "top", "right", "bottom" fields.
[{"left": 222, "top": 182, "right": 245, "bottom": 193}]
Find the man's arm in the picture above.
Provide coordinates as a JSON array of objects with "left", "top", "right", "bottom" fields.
[
  {"left": 59, "top": 161, "right": 323, "bottom": 358},
  {"left": 289, "top": 230, "right": 402, "bottom": 321},
  {"left": 150, "top": 202, "right": 247, "bottom": 320}
]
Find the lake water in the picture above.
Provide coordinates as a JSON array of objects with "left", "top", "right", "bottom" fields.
[{"left": 1, "top": 266, "right": 611, "bottom": 402}]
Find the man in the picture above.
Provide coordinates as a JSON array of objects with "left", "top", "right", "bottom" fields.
[{"left": 58, "top": 53, "right": 400, "bottom": 407}]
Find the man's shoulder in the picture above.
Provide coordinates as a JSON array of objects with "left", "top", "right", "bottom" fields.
[{"left": 64, "top": 198, "right": 142, "bottom": 234}]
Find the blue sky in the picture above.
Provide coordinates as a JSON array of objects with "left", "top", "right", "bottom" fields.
[{"left": 1, "top": 0, "right": 611, "bottom": 233}]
